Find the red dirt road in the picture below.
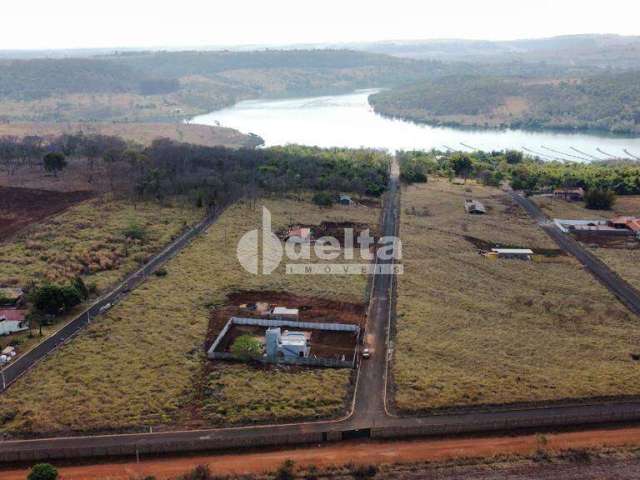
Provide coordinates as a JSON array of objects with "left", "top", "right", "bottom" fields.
[{"left": 5, "top": 427, "right": 640, "bottom": 479}]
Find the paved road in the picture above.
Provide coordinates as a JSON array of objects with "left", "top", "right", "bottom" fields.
[
  {"left": 0, "top": 207, "right": 224, "bottom": 392},
  {"left": 511, "top": 192, "right": 640, "bottom": 316}
]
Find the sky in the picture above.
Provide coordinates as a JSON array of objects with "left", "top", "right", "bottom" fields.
[{"left": 2, "top": 0, "right": 639, "bottom": 50}]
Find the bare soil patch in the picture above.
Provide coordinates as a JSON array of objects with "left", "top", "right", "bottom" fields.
[
  {"left": 0, "top": 186, "right": 92, "bottom": 239},
  {"left": 207, "top": 290, "right": 366, "bottom": 347}
]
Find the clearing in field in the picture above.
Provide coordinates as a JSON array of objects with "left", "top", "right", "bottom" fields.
[
  {"left": 0, "top": 196, "right": 379, "bottom": 436},
  {"left": 393, "top": 179, "right": 639, "bottom": 413},
  {"left": 533, "top": 194, "right": 640, "bottom": 291}
]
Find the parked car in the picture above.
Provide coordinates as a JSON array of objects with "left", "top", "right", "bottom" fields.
[{"left": 361, "top": 348, "right": 371, "bottom": 359}]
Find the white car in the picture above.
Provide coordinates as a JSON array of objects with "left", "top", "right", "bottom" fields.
[{"left": 361, "top": 348, "right": 371, "bottom": 359}]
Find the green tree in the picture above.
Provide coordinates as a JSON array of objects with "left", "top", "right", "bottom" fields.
[
  {"left": 230, "top": 335, "right": 263, "bottom": 361},
  {"left": 585, "top": 188, "right": 617, "bottom": 210},
  {"left": 312, "top": 191, "right": 334, "bottom": 207},
  {"left": 31, "top": 283, "right": 83, "bottom": 315},
  {"left": 449, "top": 153, "right": 473, "bottom": 180},
  {"left": 42, "top": 152, "right": 67, "bottom": 177},
  {"left": 28, "top": 463, "right": 58, "bottom": 480}
]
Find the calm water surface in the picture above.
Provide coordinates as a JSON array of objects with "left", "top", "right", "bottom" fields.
[{"left": 190, "top": 89, "right": 640, "bottom": 161}]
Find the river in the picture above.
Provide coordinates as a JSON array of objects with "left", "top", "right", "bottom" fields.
[{"left": 190, "top": 89, "right": 640, "bottom": 161}]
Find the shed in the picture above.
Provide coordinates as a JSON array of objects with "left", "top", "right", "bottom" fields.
[
  {"left": 287, "top": 227, "right": 312, "bottom": 242},
  {"left": 464, "top": 199, "right": 487, "bottom": 214},
  {"left": 338, "top": 194, "right": 353, "bottom": 206},
  {"left": 553, "top": 188, "right": 585, "bottom": 201},
  {"left": 491, "top": 248, "right": 534, "bottom": 260},
  {"left": 271, "top": 307, "right": 300, "bottom": 320}
]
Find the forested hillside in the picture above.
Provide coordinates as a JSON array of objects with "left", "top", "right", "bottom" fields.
[
  {"left": 0, "top": 50, "right": 446, "bottom": 122},
  {"left": 370, "top": 71, "right": 640, "bottom": 134}
]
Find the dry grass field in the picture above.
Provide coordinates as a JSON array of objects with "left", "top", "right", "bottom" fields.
[
  {"left": 533, "top": 195, "right": 640, "bottom": 291},
  {"left": 0, "top": 122, "right": 258, "bottom": 148},
  {"left": 393, "top": 179, "right": 640, "bottom": 413},
  {"left": 532, "top": 194, "right": 640, "bottom": 220},
  {"left": 0, "top": 196, "right": 379, "bottom": 436},
  {"left": 0, "top": 196, "right": 202, "bottom": 355}
]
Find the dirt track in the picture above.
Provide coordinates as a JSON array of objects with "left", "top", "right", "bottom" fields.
[{"left": 5, "top": 427, "right": 640, "bottom": 479}]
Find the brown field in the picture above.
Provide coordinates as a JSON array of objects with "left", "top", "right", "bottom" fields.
[
  {"left": 393, "top": 178, "right": 640, "bottom": 413},
  {"left": 0, "top": 196, "right": 379, "bottom": 436},
  {"left": 0, "top": 186, "right": 93, "bottom": 239},
  {"left": 0, "top": 122, "right": 259, "bottom": 148},
  {"left": 532, "top": 194, "right": 640, "bottom": 220}
]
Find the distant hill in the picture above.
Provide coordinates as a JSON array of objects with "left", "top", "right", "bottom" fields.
[{"left": 354, "top": 34, "right": 640, "bottom": 69}]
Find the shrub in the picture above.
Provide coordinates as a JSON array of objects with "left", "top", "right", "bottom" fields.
[
  {"left": 584, "top": 188, "right": 617, "bottom": 210},
  {"left": 179, "top": 465, "right": 210, "bottom": 480},
  {"left": 275, "top": 460, "right": 296, "bottom": 480},
  {"left": 230, "top": 335, "right": 263, "bottom": 361},
  {"left": 122, "top": 222, "right": 147, "bottom": 241},
  {"left": 28, "top": 463, "right": 58, "bottom": 480},
  {"left": 154, "top": 267, "right": 168, "bottom": 277},
  {"left": 351, "top": 464, "right": 378, "bottom": 479},
  {"left": 312, "top": 192, "right": 334, "bottom": 207}
]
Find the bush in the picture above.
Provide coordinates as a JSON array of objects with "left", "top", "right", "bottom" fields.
[
  {"left": 312, "top": 192, "right": 335, "bottom": 207},
  {"left": 230, "top": 335, "right": 263, "bottom": 361},
  {"left": 28, "top": 463, "right": 58, "bottom": 480},
  {"left": 275, "top": 460, "right": 296, "bottom": 480},
  {"left": 154, "top": 267, "right": 168, "bottom": 277},
  {"left": 179, "top": 465, "right": 210, "bottom": 480},
  {"left": 122, "top": 221, "right": 147, "bottom": 241},
  {"left": 585, "top": 188, "right": 617, "bottom": 210},
  {"left": 351, "top": 464, "right": 378, "bottom": 479}
]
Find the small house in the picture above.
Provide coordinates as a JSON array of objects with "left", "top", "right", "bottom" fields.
[
  {"left": 553, "top": 188, "right": 585, "bottom": 201},
  {"left": 464, "top": 199, "right": 487, "bottom": 215},
  {"left": 286, "top": 226, "right": 312, "bottom": 242},
  {"left": 0, "top": 288, "right": 24, "bottom": 307},
  {"left": 265, "top": 327, "right": 310, "bottom": 359},
  {"left": 0, "top": 309, "right": 28, "bottom": 335},
  {"left": 491, "top": 248, "right": 534, "bottom": 260},
  {"left": 271, "top": 306, "right": 300, "bottom": 320},
  {"left": 609, "top": 217, "right": 640, "bottom": 233},
  {"left": 338, "top": 194, "right": 354, "bottom": 206}
]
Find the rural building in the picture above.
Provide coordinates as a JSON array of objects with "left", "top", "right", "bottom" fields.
[
  {"left": 0, "top": 309, "right": 28, "bottom": 335},
  {"left": 0, "top": 288, "right": 24, "bottom": 307},
  {"left": 609, "top": 217, "right": 640, "bottom": 236},
  {"left": 266, "top": 327, "right": 311, "bottom": 359},
  {"left": 464, "top": 199, "right": 487, "bottom": 214},
  {"left": 286, "top": 226, "right": 312, "bottom": 242},
  {"left": 490, "top": 248, "right": 534, "bottom": 260},
  {"left": 339, "top": 194, "right": 354, "bottom": 206},
  {"left": 553, "top": 188, "right": 585, "bottom": 201},
  {"left": 271, "top": 306, "right": 300, "bottom": 320}
]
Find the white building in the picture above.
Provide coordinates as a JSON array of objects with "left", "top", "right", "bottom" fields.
[
  {"left": 265, "top": 327, "right": 310, "bottom": 359},
  {"left": 0, "top": 309, "right": 28, "bottom": 336}
]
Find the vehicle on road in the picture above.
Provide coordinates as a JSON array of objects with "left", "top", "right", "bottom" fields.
[{"left": 361, "top": 348, "right": 371, "bottom": 359}]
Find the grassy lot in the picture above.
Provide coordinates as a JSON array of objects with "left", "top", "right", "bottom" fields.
[
  {"left": 0, "top": 196, "right": 202, "bottom": 356},
  {"left": 0, "top": 196, "right": 379, "bottom": 436},
  {"left": 393, "top": 179, "right": 639, "bottom": 412},
  {"left": 532, "top": 194, "right": 640, "bottom": 291},
  {"left": 532, "top": 194, "right": 640, "bottom": 220}
]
